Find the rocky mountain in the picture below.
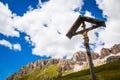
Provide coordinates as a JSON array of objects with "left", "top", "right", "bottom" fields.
[
  {"left": 111, "top": 44, "right": 120, "bottom": 54},
  {"left": 100, "top": 48, "right": 111, "bottom": 58},
  {"left": 58, "top": 60, "right": 120, "bottom": 80},
  {"left": 72, "top": 51, "right": 99, "bottom": 62},
  {"left": 7, "top": 44, "right": 120, "bottom": 80}
]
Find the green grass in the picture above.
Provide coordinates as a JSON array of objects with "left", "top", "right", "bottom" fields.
[
  {"left": 16, "top": 60, "right": 120, "bottom": 80},
  {"left": 58, "top": 60, "right": 120, "bottom": 80},
  {"left": 62, "top": 71, "right": 72, "bottom": 76},
  {"left": 16, "top": 64, "right": 60, "bottom": 80}
]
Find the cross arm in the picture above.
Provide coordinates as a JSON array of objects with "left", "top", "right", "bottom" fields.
[
  {"left": 66, "top": 16, "right": 83, "bottom": 39},
  {"left": 80, "top": 15, "right": 106, "bottom": 27},
  {"left": 66, "top": 15, "right": 106, "bottom": 39},
  {"left": 74, "top": 25, "right": 101, "bottom": 36}
]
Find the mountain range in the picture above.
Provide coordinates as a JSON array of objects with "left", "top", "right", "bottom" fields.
[{"left": 7, "top": 44, "right": 120, "bottom": 80}]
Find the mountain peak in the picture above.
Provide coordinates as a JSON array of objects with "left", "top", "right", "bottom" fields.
[{"left": 7, "top": 44, "right": 120, "bottom": 80}]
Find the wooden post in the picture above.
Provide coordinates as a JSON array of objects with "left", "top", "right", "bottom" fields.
[
  {"left": 82, "top": 22, "right": 96, "bottom": 80},
  {"left": 83, "top": 31, "right": 96, "bottom": 80}
]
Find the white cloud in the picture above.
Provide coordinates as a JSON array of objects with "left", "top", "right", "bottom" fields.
[
  {"left": 0, "top": 2, "right": 19, "bottom": 37},
  {"left": 13, "top": 43, "right": 21, "bottom": 51},
  {"left": 96, "top": 0, "right": 120, "bottom": 50},
  {"left": 0, "top": 39, "right": 12, "bottom": 49},
  {"left": 0, "top": 0, "right": 120, "bottom": 58},
  {"left": 25, "top": 36, "right": 29, "bottom": 42},
  {"left": 12, "top": 0, "right": 84, "bottom": 58},
  {"left": 0, "top": 39, "right": 21, "bottom": 51},
  {"left": 0, "top": 0, "right": 111, "bottom": 58},
  {"left": 2, "top": 0, "right": 119, "bottom": 58}
]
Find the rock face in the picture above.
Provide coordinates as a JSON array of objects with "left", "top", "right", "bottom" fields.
[
  {"left": 72, "top": 51, "right": 99, "bottom": 62},
  {"left": 72, "top": 51, "right": 87, "bottom": 62},
  {"left": 91, "top": 53, "right": 100, "bottom": 60},
  {"left": 35, "top": 60, "right": 47, "bottom": 69},
  {"left": 111, "top": 44, "right": 120, "bottom": 54},
  {"left": 59, "top": 60, "right": 75, "bottom": 72},
  {"left": 99, "top": 44, "right": 120, "bottom": 58},
  {"left": 106, "top": 56, "right": 120, "bottom": 63},
  {"left": 100, "top": 48, "right": 111, "bottom": 58},
  {"left": 46, "top": 59, "right": 59, "bottom": 66}
]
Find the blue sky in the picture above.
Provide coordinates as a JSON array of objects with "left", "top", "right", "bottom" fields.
[{"left": 0, "top": 0, "right": 120, "bottom": 80}]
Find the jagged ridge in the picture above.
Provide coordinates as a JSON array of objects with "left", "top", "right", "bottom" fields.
[
  {"left": 58, "top": 60, "right": 120, "bottom": 80},
  {"left": 7, "top": 44, "right": 120, "bottom": 80}
]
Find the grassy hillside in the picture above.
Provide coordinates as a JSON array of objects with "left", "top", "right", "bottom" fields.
[
  {"left": 58, "top": 60, "right": 120, "bottom": 80},
  {"left": 16, "top": 64, "right": 60, "bottom": 80},
  {"left": 16, "top": 60, "right": 120, "bottom": 80}
]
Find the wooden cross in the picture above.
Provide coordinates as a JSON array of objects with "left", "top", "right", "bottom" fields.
[{"left": 66, "top": 15, "right": 106, "bottom": 80}]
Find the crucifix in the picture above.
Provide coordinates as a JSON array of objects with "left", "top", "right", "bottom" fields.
[{"left": 66, "top": 15, "right": 106, "bottom": 80}]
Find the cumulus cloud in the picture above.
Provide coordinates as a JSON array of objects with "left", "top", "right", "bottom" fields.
[
  {"left": 0, "top": 2, "right": 19, "bottom": 37},
  {"left": 95, "top": 0, "right": 120, "bottom": 52},
  {"left": 0, "top": 39, "right": 12, "bottom": 49},
  {"left": 0, "top": 39, "right": 21, "bottom": 51},
  {"left": 13, "top": 43, "right": 21, "bottom": 51},
  {"left": 12, "top": 0, "right": 84, "bottom": 58},
  {"left": 1, "top": 0, "right": 119, "bottom": 58}
]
